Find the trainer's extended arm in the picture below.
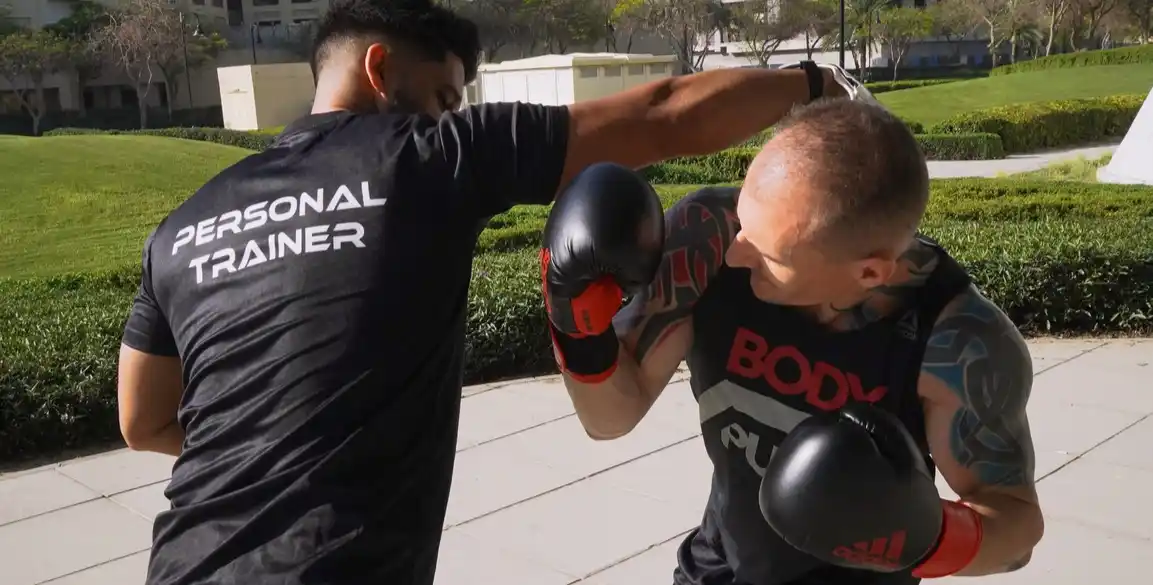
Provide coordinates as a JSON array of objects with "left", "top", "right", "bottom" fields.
[
  {"left": 918, "top": 287, "right": 1044, "bottom": 576},
  {"left": 560, "top": 188, "right": 741, "bottom": 439},
  {"left": 558, "top": 66, "right": 836, "bottom": 191}
]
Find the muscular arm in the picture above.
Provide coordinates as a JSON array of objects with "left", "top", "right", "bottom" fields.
[
  {"left": 561, "top": 188, "right": 741, "bottom": 439},
  {"left": 919, "top": 287, "right": 1044, "bottom": 575}
]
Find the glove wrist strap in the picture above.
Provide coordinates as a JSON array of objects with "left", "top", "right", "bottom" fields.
[
  {"left": 911, "top": 500, "right": 984, "bottom": 579},
  {"left": 548, "top": 322, "right": 620, "bottom": 383}
]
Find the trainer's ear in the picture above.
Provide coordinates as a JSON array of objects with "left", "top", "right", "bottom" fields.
[{"left": 364, "top": 42, "right": 393, "bottom": 96}]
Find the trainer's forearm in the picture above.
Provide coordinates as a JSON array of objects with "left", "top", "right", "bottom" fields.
[
  {"left": 954, "top": 493, "right": 1044, "bottom": 575},
  {"left": 561, "top": 345, "right": 655, "bottom": 440},
  {"left": 648, "top": 68, "right": 812, "bottom": 158}
]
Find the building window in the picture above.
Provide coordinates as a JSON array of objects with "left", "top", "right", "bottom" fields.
[
  {"left": 627, "top": 64, "right": 644, "bottom": 76},
  {"left": 649, "top": 63, "right": 668, "bottom": 75},
  {"left": 292, "top": 0, "right": 313, "bottom": 3},
  {"left": 192, "top": 0, "right": 205, "bottom": 5},
  {"left": 292, "top": 8, "right": 319, "bottom": 18},
  {"left": 213, "top": 0, "right": 224, "bottom": 6},
  {"left": 120, "top": 88, "right": 138, "bottom": 108},
  {"left": 603, "top": 65, "right": 622, "bottom": 77},
  {"left": 578, "top": 67, "right": 598, "bottom": 78},
  {"left": 914, "top": 0, "right": 926, "bottom": 6},
  {"left": 252, "top": 0, "right": 279, "bottom": 6}
]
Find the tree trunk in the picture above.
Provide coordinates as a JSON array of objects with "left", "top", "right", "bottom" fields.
[
  {"left": 1045, "top": 12, "right": 1057, "bottom": 55},
  {"left": 164, "top": 79, "right": 175, "bottom": 119},
  {"left": 1010, "top": 32, "right": 1018, "bottom": 63},
  {"left": 136, "top": 84, "right": 149, "bottom": 129}
]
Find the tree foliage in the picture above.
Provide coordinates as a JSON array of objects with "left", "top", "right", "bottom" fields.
[{"left": 0, "top": 29, "right": 71, "bottom": 135}]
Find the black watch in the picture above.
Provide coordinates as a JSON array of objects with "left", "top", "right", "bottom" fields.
[{"left": 798, "top": 61, "right": 824, "bottom": 102}]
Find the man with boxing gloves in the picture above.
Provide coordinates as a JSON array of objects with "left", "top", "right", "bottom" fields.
[{"left": 541, "top": 86, "right": 1043, "bottom": 584}]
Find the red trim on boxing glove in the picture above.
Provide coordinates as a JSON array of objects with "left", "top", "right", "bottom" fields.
[
  {"left": 912, "top": 500, "right": 984, "bottom": 579},
  {"left": 540, "top": 249, "right": 622, "bottom": 382}
]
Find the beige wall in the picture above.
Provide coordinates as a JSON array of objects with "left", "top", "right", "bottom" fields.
[{"left": 217, "top": 62, "right": 313, "bottom": 130}]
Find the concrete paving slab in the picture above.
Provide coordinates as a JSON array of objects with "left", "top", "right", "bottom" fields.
[
  {"left": 1029, "top": 340, "right": 1153, "bottom": 415},
  {"left": 445, "top": 438, "right": 576, "bottom": 528},
  {"left": 39, "top": 552, "right": 150, "bottom": 585},
  {"left": 456, "top": 377, "right": 576, "bottom": 450},
  {"left": 453, "top": 476, "right": 696, "bottom": 579},
  {"left": 1037, "top": 458, "right": 1153, "bottom": 540},
  {"left": 433, "top": 529, "right": 572, "bottom": 585},
  {"left": 56, "top": 450, "right": 174, "bottom": 497},
  {"left": 597, "top": 439, "right": 711, "bottom": 511},
  {"left": 1026, "top": 339, "right": 1107, "bottom": 374},
  {"left": 0, "top": 499, "right": 151, "bottom": 585},
  {"left": 1083, "top": 415, "right": 1153, "bottom": 471},
  {"left": 109, "top": 481, "right": 171, "bottom": 522},
  {"left": 0, "top": 469, "right": 99, "bottom": 526},
  {"left": 1026, "top": 399, "right": 1143, "bottom": 473},
  {"left": 578, "top": 536, "right": 685, "bottom": 585}
]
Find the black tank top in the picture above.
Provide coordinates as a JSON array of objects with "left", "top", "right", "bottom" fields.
[{"left": 681, "top": 238, "right": 971, "bottom": 585}]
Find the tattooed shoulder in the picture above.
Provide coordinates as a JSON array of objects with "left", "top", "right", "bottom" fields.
[
  {"left": 921, "top": 286, "right": 1037, "bottom": 488},
  {"left": 616, "top": 187, "right": 739, "bottom": 362}
]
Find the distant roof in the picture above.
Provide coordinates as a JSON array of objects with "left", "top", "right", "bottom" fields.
[{"left": 479, "top": 52, "right": 678, "bottom": 72}]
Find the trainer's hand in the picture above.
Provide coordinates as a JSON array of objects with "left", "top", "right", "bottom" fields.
[
  {"left": 760, "top": 404, "right": 983, "bottom": 578},
  {"left": 541, "top": 163, "right": 664, "bottom": 382}
]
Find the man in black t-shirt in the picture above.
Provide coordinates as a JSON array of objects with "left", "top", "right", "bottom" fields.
[{"left": 115, "top": 0, "right": 850, "bottom": 583}]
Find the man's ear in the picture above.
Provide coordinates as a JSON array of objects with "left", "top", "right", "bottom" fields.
[
  {"left": 364, "top": 42, "right": 391, "bottom": 95},
  {"left": 855, "top": 256, "right": 897, "bottom": 290}
]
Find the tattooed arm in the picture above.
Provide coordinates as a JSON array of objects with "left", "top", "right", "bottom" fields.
[
  {"left": 919, "top": 286, "right": 1044, "bottom": 575},
  {"left": 561, "top": 187, "right": 741, "bottom": 439}
]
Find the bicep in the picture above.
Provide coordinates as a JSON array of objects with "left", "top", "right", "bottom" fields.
[
  {"left": 615, "top": 188, "right": 740, "bottom": 381},
  {"left": 919, "top": 288, "right": 1038, "bottom": 501},
  {"left": 562, "top": 82, "right": 670, "bottom": 187}
]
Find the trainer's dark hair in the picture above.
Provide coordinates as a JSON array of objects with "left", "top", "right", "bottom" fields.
[
  {"left": 312, "top": 0, "right": 480, "bottom": 83},
  {"left": 773, "top": 99, "right": 929, "bottom": 256}
]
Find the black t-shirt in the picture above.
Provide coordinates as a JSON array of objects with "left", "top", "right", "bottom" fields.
[{"left": 122, "top": 104, "right": 569, "bottom": 585}]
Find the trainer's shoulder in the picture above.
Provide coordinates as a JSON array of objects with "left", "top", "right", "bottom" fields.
[{"left": 671, "top": 185, "right": 740, "bottom": 211}]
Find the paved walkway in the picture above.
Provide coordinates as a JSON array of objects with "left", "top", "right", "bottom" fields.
[
  {"left": 1, "top": 338, "right": 1150, "bottom": 585},
  {"left": 928, "top": 144, "right": 1118, "bottom": 178}
]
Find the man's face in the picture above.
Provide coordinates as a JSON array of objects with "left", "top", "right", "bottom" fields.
[
  {"left": 724, "top": 180, "right": 895, "bottom": 307},
  {"left": 365, "top": 42, "right": 465, "bottom": 117}
]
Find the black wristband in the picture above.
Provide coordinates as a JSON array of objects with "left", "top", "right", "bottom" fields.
[
  {"left": 549, "top": 322, "right": 620, "bottom": 381},
  {"left": 799, "top": 61, "right": 824, "bottom": 102}
]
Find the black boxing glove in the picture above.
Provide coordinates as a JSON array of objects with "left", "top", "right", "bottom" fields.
[
  {"left": 541, "top": 163, "right": 664, "bottom": 382},
  {"left": 760, "top": 404, "right": 983, "bottom": 578}
]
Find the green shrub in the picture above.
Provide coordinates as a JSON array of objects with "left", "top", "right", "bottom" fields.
[
  {"left": 4, "top": 211, "right": 1153, "bottom": 463},
  {"left": 991, "top": 45, "right": 1153, "bottom": 76},
  {"left": 930, "top": 95, "right": 1143, "bottom": 153},
  {"left": 866, "top": 79, "right": 961, "bottom": 94},
  {"left": 45, "top": 126, "right": 274, "bottom": 151},
  {"left": 0, "top": 106, "right": 225, "bottom": 136},
  {"left": 917, "top": 133, "right": 1006, "bottom": 160}
]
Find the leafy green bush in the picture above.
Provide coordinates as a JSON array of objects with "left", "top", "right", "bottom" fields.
[
  {"left": 0, "top": 107, "right": 225, "bottom": 136},
  {"left": 5, "top": 208, "right": 1153, "bottom": 463},
  {"left": 990, "top": 45, "right": 1153, "bottom": 76},
  {"left": 866, "top": 79, "right": 960, "bottom": 94},
  {"left": 917, "top": 133, "right": 1005, "bottom": 160},
  {"left": 45, "top": 126, "right": 274, "bottom": 151},
  {"left": 930, "top": 95, "right": 1143, "bottom": 153}
]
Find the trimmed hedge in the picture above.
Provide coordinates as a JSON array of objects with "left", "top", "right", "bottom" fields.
[
  {"left": 865, "top": 79, "right": 961, "bottom": 94},
  {"left": 5, "top": 192, "right": 1153, "bottom": 462},
  {"left": 45, "top": 126, "right": 274, "bottom": 151},
  {"left": 930, "top": 95, "right": 1143, "bottom": 154},
  {"left": 0, "top": 106, "right": 225, "bottom": 136},
  {"left": 916, "top": 133, "right": 1005, "bottom": 160},
  {"left": 991, "top": 45, "right": 1153, "bottom": 76}
]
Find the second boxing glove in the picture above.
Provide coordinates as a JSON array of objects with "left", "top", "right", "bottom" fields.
[
  {"left": 541, "top": 163, "right": 664, "bottom": 382},
  {"left": 759, "top": 404, "right": 983, "bottom": 578}
]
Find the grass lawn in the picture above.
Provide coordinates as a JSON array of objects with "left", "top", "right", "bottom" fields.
[
  {"left": 879, "top": 63, "right": 1153, "bottom": 126},
  {"left": 1003, "top": 154, "right": 1113, "bottom": 181},
  {"left": 0, "top": 135, "right": 251, "bottom": 278}
]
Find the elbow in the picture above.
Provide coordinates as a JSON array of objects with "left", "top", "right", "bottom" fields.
[
  {"left": 578, "top": 415, "right": 642, "bottom": 442},
  {"left": 1004, "top": 505, "right": 1045, "bottom": 573},
  {"left": 118, "top": 416, "right": 155, "bottom": 452}
]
